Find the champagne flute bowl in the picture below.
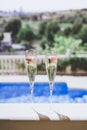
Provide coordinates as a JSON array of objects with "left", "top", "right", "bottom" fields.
[
  {"left": 25, "top": 49, "right": 37, "bottom": 103},
  {"left": 45, "top": 52, "right": 57, "bottom": 103}
]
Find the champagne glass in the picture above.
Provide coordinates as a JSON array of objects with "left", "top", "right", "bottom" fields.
[
  {"left": 45, "top": 51, "right": 57, "bottom": 103},
  {"left": 25, "top": 49, "right": 37, "bottom": 103}
]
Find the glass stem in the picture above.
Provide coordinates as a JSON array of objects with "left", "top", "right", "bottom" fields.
[
  {"left": 50, "top": 82, "right": 53, "bottom": 103},
  {"left": 50, "top": 89, "right": 53, "bottom": 103},
  {"left": 30, "top": 83, "right": 34, "bottom": 103}
]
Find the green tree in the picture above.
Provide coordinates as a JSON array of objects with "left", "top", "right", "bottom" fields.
[
  {"left": 72, "top": 19, "right": 82, "bottom": 34},
  {"left": 0, "top": 32, "right": 3, "bottom": 46},
  {"left": 17, "top": 24, "right": 35, "bottom": 48},
  {"left": 63, "top": 27, "right": 72, "bottom": 36},
  {"left": 39, "top": 20, "right": 60, "bottom": 43},
  {"left": 78, "top": 26, "right": 87, "bottom": 44},
  {"left": 17, "top": 24, "right": 35, "bottom": 41},
  {"left": 46, "top": 21, "right": 60, "bottom": 42},
  {"left": 39, "top": 20, "right": 48, "bottom": 36},
  {"left": 4, "top": 18, "right": 22, "bottom": 41}
]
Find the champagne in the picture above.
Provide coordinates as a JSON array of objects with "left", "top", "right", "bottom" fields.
[
  {"left": 46, "top": 56, "right": 57, "bottom": 88},
  {"left": 26, "top": 57, "right": 37, "bottom": 88},
  {"left": 47, "top": 63, "right": 57, "bottom": 83}
]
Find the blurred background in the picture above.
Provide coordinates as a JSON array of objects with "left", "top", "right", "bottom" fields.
[{"left": 0, "top": 0, "right": 87, "bottom": 75}]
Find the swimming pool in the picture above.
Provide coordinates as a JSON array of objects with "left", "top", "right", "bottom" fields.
[{"left": 0, "top": 82, "right": 87, "bottom": 103}]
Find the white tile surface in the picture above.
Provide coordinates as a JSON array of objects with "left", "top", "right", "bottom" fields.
[{"left": 0, "top": 103, "right": 87, "bottom": 120}]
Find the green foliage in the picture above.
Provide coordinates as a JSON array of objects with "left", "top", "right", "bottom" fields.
[
  {"left": 78, "top": 26, "right": 87, "bottom": 44},
  {"left": 0, "top": 33, "right": 3, "bottom": 41},
  {"left": 39, "top": 20, "right": 48, "bottom": 36},
  {"left": 36, "top": 57, "right": 87, "bottom": 73},
  {"left": 82, "top": 15, "right": 87, "bottom": 23},
  {"left": 57, "top": 59, "right": 69, "bottom": 72},
  {"left": 39, "top": 20, "right": 60, "bottom": 42},
  {"left": 16, "top": 61, "right": 26, "bottom": 70},
  {"left": 69, "top": 57, "right": 87, "bottom": 72},
  {"left": 40, "top": 38, "right": 48, "bottom": 49},
  {"left": 4, "top": 18, "right": 22, "bottom": 41},
  {"left": 54, "top": 36, "right": 82, "bottom": 54},
  {"left": 57, "top": 57, "right": 87, "bottom": 72},
  {"left": 45, "top": 21, "right": 60, "bottom": 42},
  {"left": 72, "top": 19, "right": 82, "bottom": 34},
  {"left": 0, "top": 9, "right": 87, "bottom": 57},
  {"left": 63, "top": 27, "right": 72, "bottom": 36},
  {"left": 59, "top": 23, "right": 72, "bottom": 29},
  {"left": 17, "top": 24, "right": 35, "bottom": 42},
  {"left": 37, "top": 62, "right": 45, "bottom": 72},
  {"left": 39, "top": 36, "right": 82, "bottom": 55}
]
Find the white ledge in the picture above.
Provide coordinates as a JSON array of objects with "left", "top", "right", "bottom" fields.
[
  {"left": 0, "top": 103, "right": 87, "bottom": 120},
  {"left": 0, "top": 75, "right": 87, "bottom": 89}
]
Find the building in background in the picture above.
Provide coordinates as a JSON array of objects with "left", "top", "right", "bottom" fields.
[{"left": 0, "top": 32, "right": 12, "bottom": 50}]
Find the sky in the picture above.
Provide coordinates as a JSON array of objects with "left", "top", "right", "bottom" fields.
[{"left": 0, "top": 0, "right": 87, "bottom": 12}]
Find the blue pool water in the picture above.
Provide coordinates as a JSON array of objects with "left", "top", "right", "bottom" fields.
[{"left": 0, "top": 82, "right": 87, "bottom": 103}]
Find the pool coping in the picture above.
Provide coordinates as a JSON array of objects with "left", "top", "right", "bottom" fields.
[{"left": 0, "top": 75, "right": 87, "bottom": 89}]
